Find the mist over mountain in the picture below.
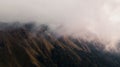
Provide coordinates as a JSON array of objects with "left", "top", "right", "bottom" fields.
[
  {"left": 1, "top": 0, "right": 120, "bottom": 67},
  {"left": 0, "top": 22, "right": 120, "bottom": 67},
  {"left": 1, "top": 0, "right": 120, "bottom": 50}
]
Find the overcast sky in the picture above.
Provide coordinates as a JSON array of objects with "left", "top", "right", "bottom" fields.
[{"left": 0, "top": 0, "right": 120, "bottom": 49}]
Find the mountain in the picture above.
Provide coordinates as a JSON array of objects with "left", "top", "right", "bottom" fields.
[{"left": 0, "top": 23, "right": 120, "bottom": 67}]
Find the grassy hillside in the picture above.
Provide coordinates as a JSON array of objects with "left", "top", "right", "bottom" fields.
[{"left": 0, "top": 23, "right": 120, "bottom": 67}]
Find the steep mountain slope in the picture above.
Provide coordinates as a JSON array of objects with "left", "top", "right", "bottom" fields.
[{"left": 0, "top": 23, "right": 120, "bottom": 67}]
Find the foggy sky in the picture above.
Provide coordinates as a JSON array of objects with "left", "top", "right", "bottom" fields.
[{"left": 0, "top": 0, "right": 120, "bottom": 51}]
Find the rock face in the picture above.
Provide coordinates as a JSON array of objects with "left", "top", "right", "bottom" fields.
[{"left": 0, "top": 23, "right": 120, "bottom": 67}]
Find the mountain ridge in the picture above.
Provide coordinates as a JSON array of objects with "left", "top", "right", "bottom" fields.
[{"left": 0, "top": 23, "right": 120, "bottom": 67}]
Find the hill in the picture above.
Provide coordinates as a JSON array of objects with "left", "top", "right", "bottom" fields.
[{"left": 0, "top": 23, "right": 120, "bottom": 67}]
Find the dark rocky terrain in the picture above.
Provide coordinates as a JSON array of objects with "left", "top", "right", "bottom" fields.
[{"left": 0, "top": 23, "right": 120, "bottom": 67}]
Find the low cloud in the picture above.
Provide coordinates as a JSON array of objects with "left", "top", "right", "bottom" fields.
[{"left": 0, "top": 0, "right": 120, "bottom": 51}]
